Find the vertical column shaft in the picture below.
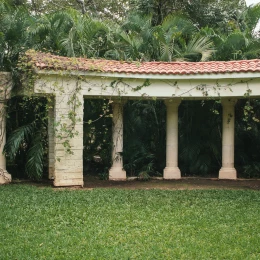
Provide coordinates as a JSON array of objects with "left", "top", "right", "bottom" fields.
[
  {"left": 0, "top": 102, "right": 11, "bottom": 184},
  {"left": 48, "top": 97, "right": 55, "bottom": 179},
  {"left": 163, "top": 99, "right": 181, "bottom": 179},
  {"left": 0, "top": 103, "right": 6, "bottom": 170},
  {"left": 53, "top": 94, "right": 84, "bottom": 187},
  {"left": 109, "top": 101, "right": 126, "bottom": 180},
  {"left": 219, "top": 98, "right": 237, "bottom": 179}
]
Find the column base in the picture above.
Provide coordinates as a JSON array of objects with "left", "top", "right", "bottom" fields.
[
  {"left": 53, "top": 178, "right": 84, "bottom": 187},
  {"left": 0, "top": 170, "right": 12, "bottom": 184},
  {"left": 163, "top": 167, "right": 181, "bottom": 179},
  {"left": 109, "top": 167, "right": 126, "bottom": 180},
  {"left": 219, "top": 167, "right": 237, "bottom": 180},
  {"left": 48, "top": 167, "right": 54, "bottom": 180}
]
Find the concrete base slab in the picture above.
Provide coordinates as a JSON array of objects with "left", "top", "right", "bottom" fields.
[
  {"left": 219, "top": 167, "right": 237, "bottom": 180},
  {"left": 0, "top": 170, "right": 12, "bottom": 184},
  {"left": 109, "top": 167, "right": 126, "bottom": 180},
  {"left": 163, "top": 167, "right": 181, "bottom": 179}
]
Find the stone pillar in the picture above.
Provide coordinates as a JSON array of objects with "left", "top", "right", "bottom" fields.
[
  {"left": 109, "top": 101, "right": 126, "bottom": 180},
  {"left": 0, "top": 103, "right": 11, "bottom": 184},
  {"left": 163, "top": 99, "right": 181, "bottom": 179},
  {"left": 0, "top": 72, "right": 11, "bottom": 184},
  {"left": 219, "top": 98, "right": 237, "bottom": 179},
  {"left": 53, "top": 93, "right": 84, "bottom": 187},
  {"left": 48, "top": 97, "right": 55, "bottom": 180}
]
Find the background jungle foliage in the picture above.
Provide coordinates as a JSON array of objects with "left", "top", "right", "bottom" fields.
[{"left": 1, "top": 0, "right": 260, "bottom": 179}]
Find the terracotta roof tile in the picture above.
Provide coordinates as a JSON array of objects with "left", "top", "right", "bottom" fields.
[{"left": 25, "top": 50, "right": 260, "bottom": 76}]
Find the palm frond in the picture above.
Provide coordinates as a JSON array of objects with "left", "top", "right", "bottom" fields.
[
  {"left": 161, "top": 14, "right": 196, "bottom": 36},
  {"left": 25, "top": 131, "right": 44, "bottom": 180},
  {"left": 175, "top": 36, "right": 215, "bottom": 61},
  {"left": 246, "top": 4, "right": 260, "bottom": 34},
  {"left": 4, "top": 123, "right": 36, "bottom": 161}
]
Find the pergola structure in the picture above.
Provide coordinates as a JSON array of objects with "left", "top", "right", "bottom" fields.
[{"left": 1, "top": 51, "right": 260, "bottom": 186}]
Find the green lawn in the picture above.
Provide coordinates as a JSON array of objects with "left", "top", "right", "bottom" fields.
[{"left": 0, "top": 185, "right": 259, "bottom": 259}]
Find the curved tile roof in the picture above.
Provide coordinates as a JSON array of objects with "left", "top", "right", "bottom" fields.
[{"left": 25, "top": 50, "right": 260, "bottom": 75}]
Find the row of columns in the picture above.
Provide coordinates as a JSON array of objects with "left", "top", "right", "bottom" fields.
[
  {"left": 44, "top": 97, "right": 238, "bottom": 185},
  {"left": 0, "top": 96, "right": 237, "bottom": 185},
  {"left": 109, "top": 98, "right": 237, "bottom": 180},
  {"left": 0, "top": 96, "right": 236, "bottom": 185},
  {"left": 0, "top": 75, "right": 238, "bottom": 185}
]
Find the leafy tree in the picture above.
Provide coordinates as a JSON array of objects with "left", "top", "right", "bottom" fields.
[{"left": 130, "top": 0, "right": 188, "bottom": 25}]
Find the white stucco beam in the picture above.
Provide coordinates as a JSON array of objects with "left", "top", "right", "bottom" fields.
[
  {"left": 36, "top": 69, "right": 260, "bottom": 80},
  {"left": 34, "top": 71, "right": 260, "bottom": 99}
]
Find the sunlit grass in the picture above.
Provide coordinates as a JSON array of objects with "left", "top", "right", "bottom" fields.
[{"left": 0, "top": 185, "right": 259, "bottom": 259}]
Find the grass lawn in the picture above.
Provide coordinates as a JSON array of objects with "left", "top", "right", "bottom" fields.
[{"left": 0, "top": 185, "right": 259, "bottom": 259}]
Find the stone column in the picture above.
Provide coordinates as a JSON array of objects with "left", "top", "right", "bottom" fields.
[
  {"left": 163, "top": 99, "right": 181, "bottom": 179},
  {"left": 109, "top": 101, "right": 126, "bottom": 180},
  {"left": 53, "top": 93, "right": 84, "bottom": 187},
  {"left": 0, "top": 72, "right": 11, "bottom": 184},
  {"left": 48, "top": 97, "right": 55, "bottom": 180},
  {"left": 0, "top": 103, "right": 11, "bottom": 184},
  {"left": 219, "top": 98, "right": 237, "bottom": 179}
]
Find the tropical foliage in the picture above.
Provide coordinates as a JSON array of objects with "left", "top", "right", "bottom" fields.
[{"left": 1, "top": 0, "right": 260, "bottom": 179}]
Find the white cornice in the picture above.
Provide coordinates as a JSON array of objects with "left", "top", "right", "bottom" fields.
[{"left": 36, "top": 69, "right": 260, "bottom": 80}]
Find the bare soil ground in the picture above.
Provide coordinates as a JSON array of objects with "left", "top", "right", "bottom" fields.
[
  {"left": 14, "top": 176, "right": 260, "bottom": 190},
  {"left": 83, "top": 176, "right": 260, "bottom": 190}
]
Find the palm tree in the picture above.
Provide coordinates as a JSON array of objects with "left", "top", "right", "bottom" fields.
[
  {"left": 59, "top": 9, "right": 112, "bottom": 58},
  {"left": 104, "top": 14, "right": 215, "bottom": 62},
  {"left": 104, "top": 14, "right": 154, "bottom": 61},
  {"left": 0, "top": 2, "right": 48, "bottom": 179},
  {"left": 152, "top": 14, "right": 215, "bottom": 61},
  {"left": 4, "top": 96, "right": 48, "bottom": 180},
  {"left": 0, "top": 2, "right": 35, "bottom": 70},
  {"left": 28, "top": 10, "right": 72, "bottom": 55}
]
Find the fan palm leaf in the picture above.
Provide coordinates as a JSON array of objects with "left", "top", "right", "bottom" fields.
[
  {"left": 182, "top": 36, "right": 215, "bottom": 61},
  {"left": 4, "top": 122, "right": 36, "bottom": 161},
  {"left": 25, "top": 131, "right": 44, "bottom": 180}
]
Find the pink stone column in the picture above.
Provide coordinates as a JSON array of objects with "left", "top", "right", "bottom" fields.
[
  {"left": 109, "top": 101, "right": 126, "bottom": 180},
  {"left": 163, "top": 99, "right": 181, "bottom": 179},
  {"left": 219, "top": 98, "right": 237, "bottom": 179}
]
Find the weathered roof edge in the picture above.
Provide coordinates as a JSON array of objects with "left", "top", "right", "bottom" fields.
[{"left": 24, "top": 50, "right": 260, "bottom": 76}]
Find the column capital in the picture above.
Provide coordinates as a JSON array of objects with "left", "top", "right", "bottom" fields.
[
  {"left": 221, "top": 98, "right": 237, "bottom": 107},
  {"left": 164, "top": 99, "right": 181, "bottom": 107}
]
